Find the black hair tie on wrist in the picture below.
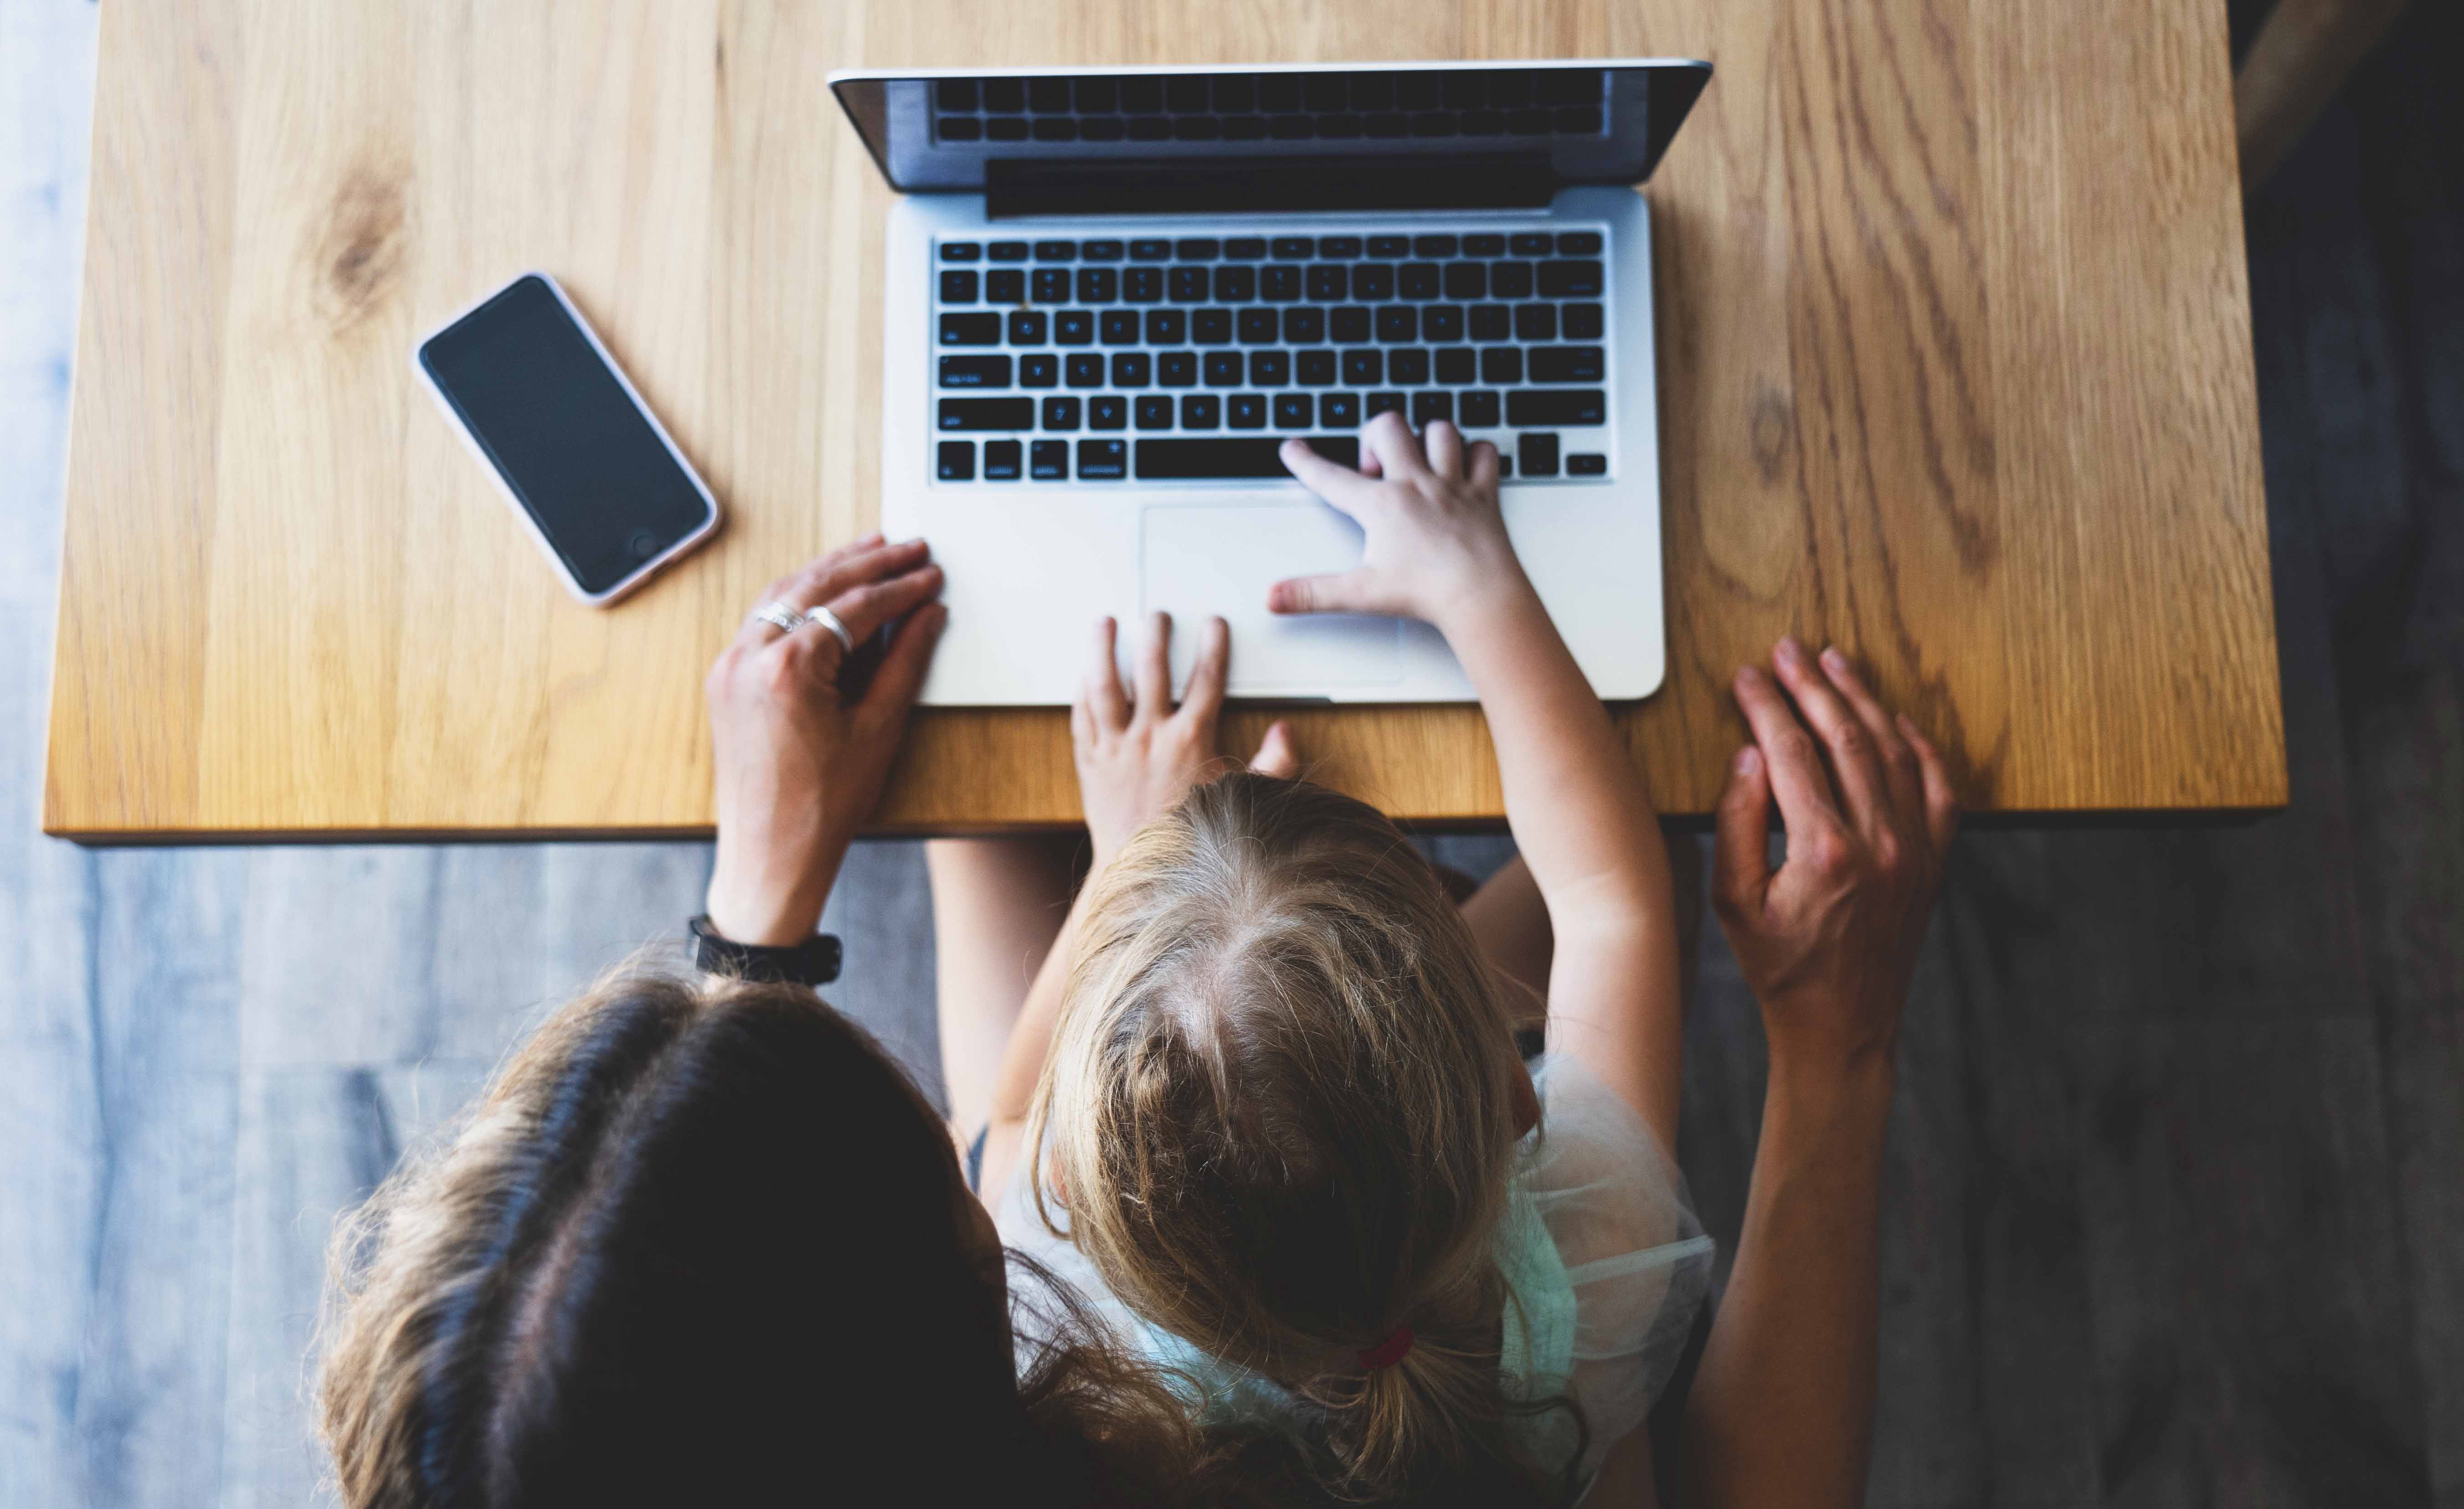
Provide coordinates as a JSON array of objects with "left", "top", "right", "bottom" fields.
[{"left": 688, "top": 914, "right": 843, "bottom": 986}]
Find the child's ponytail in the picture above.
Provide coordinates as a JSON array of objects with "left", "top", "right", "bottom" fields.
[{"left": 1037, "top": 773, "right": 1578, "bottom": 1506}]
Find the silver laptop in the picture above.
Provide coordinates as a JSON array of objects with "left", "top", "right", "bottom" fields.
[{"left": 828, "top": 61, "right": 1711, "bottom": 705}]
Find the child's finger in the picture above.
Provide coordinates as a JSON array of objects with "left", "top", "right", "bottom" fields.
[
  {"left": 1361, "top": 409, "right": 1431, "bottom": 480},
  {"left": 1469, "top": 439, "right": 1500, "bottom": 493},
  {"left": 1711, "top": 744, "right": 1773, "bottom": 922},
  {"left": 1732, "top": 664, "right": 1847, "bottom": 848},
  {"left": 1281, "top": 438, "right": 1383, "bottom": 516},
  {"left": 1133, "top": 611, "right": 1173, "bottom": 724},
  {"left": 1268, "top": 568, "right": 1380, "bottom": 617},
  {"left": 1425, "top": 419, "right": 1465, "bottom": 478},
  {"left": 1085, "top": 616, "right": 1129, "bottom": 730},
  {"left": 1899, "top": 714, "right": 1962, "bottom": 858},
  {"left": 1178, "top": 617, "right": 1229, "bottom": 727},
  {"left": 1249, "top": 720, "right": 1300, "bottom": 779}
]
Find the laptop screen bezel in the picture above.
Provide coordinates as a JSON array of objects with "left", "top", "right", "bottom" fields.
[{"left": 827, "top": 60, "right": 1711, "bottom": 202}]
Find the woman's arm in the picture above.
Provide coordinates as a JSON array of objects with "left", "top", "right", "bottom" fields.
[
  {"left": 1276, "top": 417, "right": 1682, "bottom": 1144},
  {"left": 1678, "top": 643, "right": 1959, "bottom": 1509}
]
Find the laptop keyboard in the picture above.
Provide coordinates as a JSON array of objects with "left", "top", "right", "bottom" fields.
[{"left": 931, "top": 229, "right": 1613, "bottom": 484}]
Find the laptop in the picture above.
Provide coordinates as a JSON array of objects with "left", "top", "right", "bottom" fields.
[{"left": 827, "top": 61, "right": 1711, "bottom": 705}]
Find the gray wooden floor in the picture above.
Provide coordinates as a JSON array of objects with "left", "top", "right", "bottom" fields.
[{"left": 4, "top": 0, "right": 2458, "bottom": 1503}]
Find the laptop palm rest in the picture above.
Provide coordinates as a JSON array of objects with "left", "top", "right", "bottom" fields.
[{"left": 1140, "top": 504, "right": 1403, "bottom": 694}]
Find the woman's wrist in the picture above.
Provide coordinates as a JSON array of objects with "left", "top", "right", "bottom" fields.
[{"left": 705, "top": 830, "right": 847, "bottom": 947}]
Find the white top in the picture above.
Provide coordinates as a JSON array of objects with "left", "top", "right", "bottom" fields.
[{"left": 999, "top": 1055, "right": 1716, "bottom": 1494}]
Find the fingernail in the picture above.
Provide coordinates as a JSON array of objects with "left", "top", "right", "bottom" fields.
[
  {"left": 1776, "top": 636, "right": 1806, "bottom": 665},
  {"left": 1896, "top": 712, "right": 1918, "bottom": 736},
  {"left": 1735, "top": 746, "right": 1760, "bottom": 775},
  {"left": 1821, "top": 645, "right": 1847, "bottom": 673}
]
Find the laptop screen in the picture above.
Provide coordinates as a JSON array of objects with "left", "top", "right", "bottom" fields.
[{"left": 829, "top": 62, "right": 1709, "bottom": 199}]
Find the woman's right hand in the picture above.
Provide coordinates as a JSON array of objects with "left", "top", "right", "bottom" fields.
[
  {"left": 1269, "top": 412, "right": 1525, "bottom": 631},
  {"left": 1711, "top": 637, "right": 1960, "bottom": 1075}
]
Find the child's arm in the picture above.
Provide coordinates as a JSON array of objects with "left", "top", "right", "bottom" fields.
[
  {"left": 972, "top": 616, "right": 1298, "bottom": 1205},
  {"left": 1277, "top": 417, "right": 1682, "bottom": 1145}
]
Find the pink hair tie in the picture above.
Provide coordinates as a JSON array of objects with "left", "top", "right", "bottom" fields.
[{"left": 1357, "top": 1325, "right": 1415, "bottom": 1372}]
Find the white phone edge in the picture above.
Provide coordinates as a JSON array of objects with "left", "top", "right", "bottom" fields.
[{"left": 408, "top": 269, "right": 722, "bottom": 608}]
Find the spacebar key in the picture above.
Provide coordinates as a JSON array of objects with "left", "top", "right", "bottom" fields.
[{"left": 1135, "top": 436, "right": 1360, "bottom": 479}]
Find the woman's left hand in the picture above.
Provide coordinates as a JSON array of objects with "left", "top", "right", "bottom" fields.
[
  {"left": 705, "top": 536, "right": 949, "bottom": 946},
  {"left": 1074, "top": 613, "right": 1297, "bottom": 871}
]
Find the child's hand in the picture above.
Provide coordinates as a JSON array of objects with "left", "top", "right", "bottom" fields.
[
  {"left": 1074, "top": 613, "right": 1296, "bottom": 870},
  {"left": 1271, "top": 413, "right": 1523, "bottom": 629}
]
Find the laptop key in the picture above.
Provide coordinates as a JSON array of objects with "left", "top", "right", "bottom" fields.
[
  {"left": 1066, "top": 354, "right": 1104, "bottom": 387},
  {"left": 1237, "top": 309, "right": 1280, "bottom": 343},
  {"left": 1283, "top": 307, "right": 1325, "bottom": 342},
  {"left": 1389, "top": 348, "right": 1430, "bottom": 384},
  {"left": 1508, "top": 232, "right": 1551, "bottom": 256},
  {"left": 1275, "top": 393, "right": 1314, "bottom": 427},
  {"left": 1458, "top": 390, "right": 1501, "bottom": 427},
  {"left": 1490, "top": 261, "right": 1534, "bottom": 299},
  {"left": 1130, "top": 238, "right": 1173, "bottom": 261},
  {"left": 1365, "top": 391, "right": 1405, "bottom": 418},
  {"left": 1145, "top": 309, "right": 1186, "bottom": 343},
  {"left": 1566, "top": 453, "right": 1608, "bottom": 475},
  {"left": 1343, "top": 349, "right": 1384, "bottom": 385},
  {"left": 1029, "top": 439, "right": 1069, "bottom": 479},
  {"left": 1204, "top": 351, "right": 1243, "bottom": 386},
  {"left": 940, "top": 313, "right": 1001, "bottom": 345},
  {"left": 1033, "top": 240, "right": 1076, "bottom": 262},
  {"left": 1272, "top": 237, "right": 1315, "bottom": 259},
  {"left": 1297, "top": 350, "right": 1337, "bottom": 386},
  {"left": 1513, "top": 303, "right": 1558, "bottom": 341},
  {"left": 1083, "top": 239, "right": 1125, "bottom": 261},
  {"left": 1135, "top": 436, "right": 1360, "bottom": 479},
  {"left": 1224, "top": 237, "right": 1267, "bottom": 260},
  {"left": 937, "top": 440, "right": 975, "bottom": 480},
  {"left": 1228, "top": 394, "right": 1267, "bottom": 429},
  {"left": 983, "top": 438, "right": 1022, "bottom": 479},
  {"left": 1528, "top": 345, "right": 1605, "bottom": 382},
  {"left": 1260, "top": 266, "right": 1302, "bottom": 302},
  {"left": 941, "top": 241, "right": 983, "bottom": 263},
  {"left": 1443, "top": 263, "right": 1485, "bottom": 300},
  {"left": 941, "top": 270, "right": 979, "bottom": 302},
  {"left": 1032, "top": 268, "right": 1071, "bottom": 303},
  {"left": 1215, "top": 266, "right": 1257, "bottom": 302},
  {"left": 1330, "top": 307, "right": 1373, "bottom": 343},
  {"left": 1089, "top": 397, "right": 1127, "bottom": 430},
  {"left": 1077, "top": 439, "right": 1127, "bottom": 479},
  {"left": 1412, "top": 391, "right": 1454, "bottom": 425},
  {"left": 1193, "top": 309, "right": 1233, "bottom": 344},
  {"left": 1536, "top": 260, "right": 1605, "bottom": 297},
  {"left": 1135, "top": 395, "right": 1174, "bottom": 429},
  {"left": 1469, "top": 304, "right": 1511, "bottom": 341},
  {"left": 1557, "top": 231, "right": 1604, "bottom": 254},
  {"left": 1562, "top": 303, "right": 1605, "bottom": 340},
  {"left": 1180, "top": 394, "right": 1221, "bottom": 429},
  {"left": 1368, "top": 234, "right": 1410, "bottom": 257},
  {"left": 1169, "top": 267, "right": 1209, "bottom": 302},
  {"left": 1008, "top": 309, "right": 1047, "bottom": 344},
  {"left": 1042, "top": 396, "right": 1081, "bottom": 430},
  {"left": 940, "top": 355, "right": 1012, "bottom": 388},
  {"left": 1518, "top": 432, "right": 1560, "bottom": 477},
  {"left": 1100, "top": 310, "right": 1139, "bottom": 345},
  {"left": 1055, "top": 310, "right": 1094, "bottom": 345},
  {"left": 1020, "top": 354, "right": 1058, "bottom": 387},
  {"left": 1111, "top": 352, "right": 1151, "bottom": 386},
  {"left": 986, "top": 268, "right": 1025, "bottom": 303},
  {"left": 1317, "top": 235, "right": 1363, "bottom": 258},
  {"left": 939, "top": 397, "right": 1032, "bottom": 430},
  {"left": 1462, "top": 233, "right": 1506, "bottom": 257},
  {"left": 1423, "top": 305, "right": 1464, "bottom": 341},
  {"left": 1376, "top": 306, "right": 1417, "bottom": 342},
  {"left": 1175, "top": 237, "right": 1220, "bottom": 260},
  {"left": 1307, "top": 265, "right": 1348, "bottom": 301},
  {"left": 989, "top": 240, "right": 1031, "bottom": 262},
  {"left": 1077, "top": 268, "right": 1118, "bottom": 303},
  {"left": 1158, "top": 351, "right": 1198, "bottom": 386},
  {"left": 1353, "top": 264, "right": 1396, "bottom": 300},
  {"left": 1123, "top": 267, "right": 1163, "bottom": 303},
  {"left": 1507, "top": 389, "right": 1606, "bottom": 426},
  {"left": 1322, "top": 392, "right": 1361, "bottom": 427},
  {"left": 1480, "top": 347, "right": 1523, "bottom": 384},
  {"left": 1250, "top": 350, "right": 1291, "bottom": 386},
  {"left": 1434, "top": 347, "right": 1476, "bottom": 384},
  {"left": 1399, "top": 262, "right": 1442, "bottom": 299}
]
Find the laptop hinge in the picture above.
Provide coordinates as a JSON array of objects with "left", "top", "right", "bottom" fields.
[{"left": 984, "top": 154, "right": 1556, "bottom": 219}]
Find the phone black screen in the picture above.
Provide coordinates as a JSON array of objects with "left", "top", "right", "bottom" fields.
[{"left": 419, "top": 275, "right": 712, "bottom": 596}]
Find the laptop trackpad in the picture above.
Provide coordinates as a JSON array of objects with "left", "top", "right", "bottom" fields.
[{"left": 1141, "top": 505, "right": 1402, "bottom": 693}]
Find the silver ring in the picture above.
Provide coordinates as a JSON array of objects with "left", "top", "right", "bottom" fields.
[
  {"left": 806, "top": 604, "right": 857, "bottom": 654},
  {"left": 750, "top": 601, "right": 807, "bottom": 635}
]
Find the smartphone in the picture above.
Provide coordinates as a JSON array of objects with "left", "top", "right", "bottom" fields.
[{"left": 414, "top": 272, "right": 720, "bottom": 605}]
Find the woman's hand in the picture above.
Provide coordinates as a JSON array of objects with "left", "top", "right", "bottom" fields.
[
  {"left": 1270, "top": 413, "right": 1525, "bottom": 630},
  {"left": 1711, "top": 637, "right": 1959, "bottom": 1075},
  {"left": 1073, "top": 613, "right": 1296, "bottom": 871},
  {"left": 704, "top": 535, "right": 949, "bottom": 946}
]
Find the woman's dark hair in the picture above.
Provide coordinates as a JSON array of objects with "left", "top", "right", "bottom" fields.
[{"left": 316, "top": 966, "right": 1194, "bottom": 1506}]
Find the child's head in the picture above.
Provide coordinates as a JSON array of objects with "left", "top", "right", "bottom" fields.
[{"left": 1035, "top": 773, "right": 1549, "bottom": 1499}]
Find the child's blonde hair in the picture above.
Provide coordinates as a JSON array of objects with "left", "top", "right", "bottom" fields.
[{"left": 1033, "top": 773, "right": 1571, "bottom": 1503}]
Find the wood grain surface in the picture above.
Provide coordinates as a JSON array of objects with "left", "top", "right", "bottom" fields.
[{"left": 43, "top": 0, "right": 2286, "bottom": 838}]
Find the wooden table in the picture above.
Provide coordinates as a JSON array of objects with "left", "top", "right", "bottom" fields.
[{"left": 43, "top": 0, "right": 2285, "bottom": 840}]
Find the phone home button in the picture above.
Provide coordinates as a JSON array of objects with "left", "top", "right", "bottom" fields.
[{"left": 627, "top": 529, "right": 660, "bottom": 559}]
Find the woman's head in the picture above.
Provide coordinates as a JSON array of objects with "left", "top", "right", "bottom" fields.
[
  {"left": 317, "top": 969, "right": 1067, "bottom": 1506},
  {"left": 1035, "top": 773, "right": 1550, "bottom": 1500}
]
